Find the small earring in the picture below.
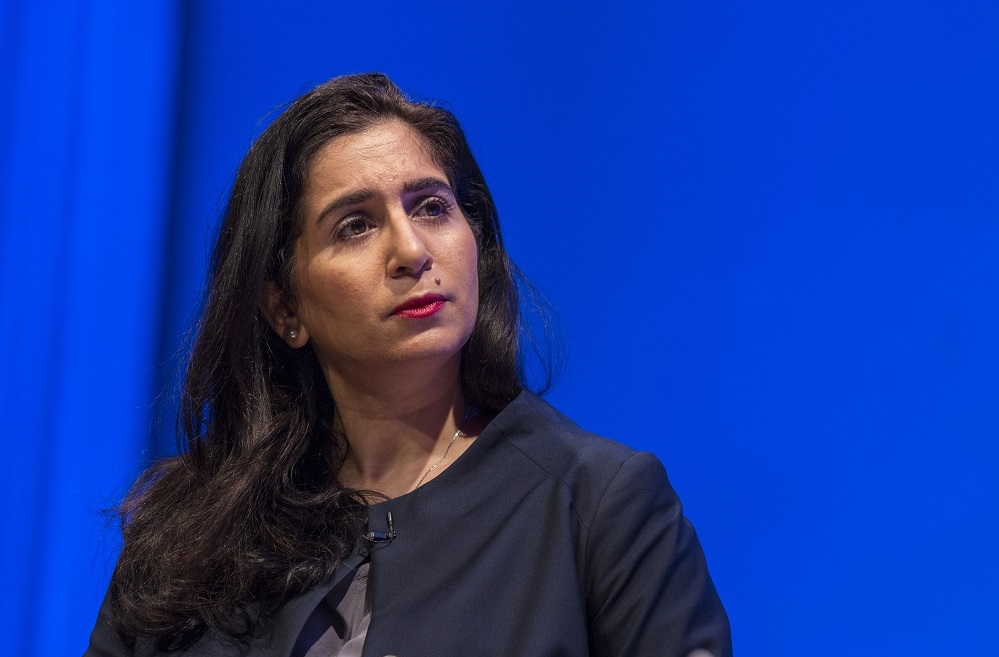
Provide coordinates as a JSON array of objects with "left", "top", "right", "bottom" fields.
[
  {"left": 288, "top": 330, "right": 298, "bottom": 340},
  {"left": 435, "top": 277, "right": 441, "bottom": 285}
]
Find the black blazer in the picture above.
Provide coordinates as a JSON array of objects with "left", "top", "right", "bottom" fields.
[{"left": 85, "top": 392, "right": 731, "bottom": 657}]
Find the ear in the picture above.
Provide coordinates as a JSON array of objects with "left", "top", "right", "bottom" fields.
[{"left": 260, "top": 282, "right": 310, "bottom": 348}]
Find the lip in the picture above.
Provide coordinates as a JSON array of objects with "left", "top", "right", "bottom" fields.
[{"left": 391, "top": 293, "right": 448, "bottom": 319}]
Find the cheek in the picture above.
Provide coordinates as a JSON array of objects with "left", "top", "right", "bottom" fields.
[
  {"left": 457, "top": 225, "right": 480, "bottom": 283},
  {"left": 462, "top": 241, "right": 481, "bottom": 320},
  {"left": 468, "top": 253, "right": 480, "bottom": 294},
  {"left": 295, "top": 265, "right": 351, "bottom": 325}
]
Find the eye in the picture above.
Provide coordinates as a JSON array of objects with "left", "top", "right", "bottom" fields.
[
  {"left": 334, "top": 215, "right": 373, "bottom": 241},
  {"left": 416, "top": 196, "right": 452, "bottom": 219}
]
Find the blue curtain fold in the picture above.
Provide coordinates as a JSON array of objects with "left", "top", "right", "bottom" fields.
[{"left": 0, "top": 2, "right": 180, "bottom": 654}]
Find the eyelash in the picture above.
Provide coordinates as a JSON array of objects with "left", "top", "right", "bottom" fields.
[
  {"left": 332, "top": 196, "right": 455, "bottom": 242},
  {"left": 415, "top": 196, "right": 454, "bottom": 219}
]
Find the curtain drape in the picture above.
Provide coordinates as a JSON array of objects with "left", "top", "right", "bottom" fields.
[{"left": 0, "top": 3, "right": 180, "bottom": 654}]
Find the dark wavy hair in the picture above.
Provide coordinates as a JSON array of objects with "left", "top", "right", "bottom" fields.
[{"left": 109, "top": 74, "right": 525, "bottom": 650}]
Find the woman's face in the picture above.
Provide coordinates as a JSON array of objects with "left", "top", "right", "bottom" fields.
[{"left": 288, "top": 119, "right": 479, "bottom": 380}]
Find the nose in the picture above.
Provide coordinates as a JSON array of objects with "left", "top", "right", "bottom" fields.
[{"left": 386, "top": 215, "right": 432, "bottom": 278}]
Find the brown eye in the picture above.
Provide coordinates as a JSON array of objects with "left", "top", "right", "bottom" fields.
[
  {"left": 334, "top": 216, "right": 372, "bottom": 241},
  {"left": 420, "top": 198, "right": 449, "bottom": 218},
  {"left": 346, "top": 218, "right": 368, "bottom": 235}
]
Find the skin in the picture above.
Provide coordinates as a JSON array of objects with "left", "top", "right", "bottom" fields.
[{"left": 262, "top": 119, "right": 485, "bottom": 498}]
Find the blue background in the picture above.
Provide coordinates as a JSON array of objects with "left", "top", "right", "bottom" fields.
[{"left": 2, "top": 1, "right": 997, "bottom": 654}]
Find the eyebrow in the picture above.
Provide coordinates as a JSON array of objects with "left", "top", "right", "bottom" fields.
[
  {"left": 403, "top": 177, "right": 452, "bottom": 194},
  {"left": 315, "top": 177, "right": 454, "bottom": 225},
  {"left": 316, "top": 189, "right": 375, "bottom": 225}
]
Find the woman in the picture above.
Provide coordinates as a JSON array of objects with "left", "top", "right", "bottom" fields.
[{"left": 85, "top": 73, "right": 731, "bottom": 657}]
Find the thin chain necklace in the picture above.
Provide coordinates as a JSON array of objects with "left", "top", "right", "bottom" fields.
[{"left": 415, "top": 406, "right": 471, "bottom": 488}]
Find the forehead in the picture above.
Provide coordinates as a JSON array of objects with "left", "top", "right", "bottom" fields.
[{"left": 305, "top": 119, "right": 446, "bottom": 194}]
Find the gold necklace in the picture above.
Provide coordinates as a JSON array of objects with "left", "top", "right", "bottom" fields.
[{"left": 415, "top": 407, "right": 470, "bottom": 488}]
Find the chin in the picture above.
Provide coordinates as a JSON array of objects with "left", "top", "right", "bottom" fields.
[{"left": 389, "top": 329, "right": 471, "bottom": 366}]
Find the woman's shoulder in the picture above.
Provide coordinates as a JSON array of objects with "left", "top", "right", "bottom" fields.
[
  {"left": 493, "top": 390, "right": 637, "bottom": 459},
  {"left": 487, "top": 390, "right": 670, "bottom": 515}
]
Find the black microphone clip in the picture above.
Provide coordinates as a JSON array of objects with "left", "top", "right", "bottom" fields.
[{"left": 364, "top": 511, "right": 397, "bottom": 544}]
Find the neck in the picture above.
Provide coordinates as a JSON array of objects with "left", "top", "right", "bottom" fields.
[{"left": 325, "top": 354, "right": 470, "bottom": 497}]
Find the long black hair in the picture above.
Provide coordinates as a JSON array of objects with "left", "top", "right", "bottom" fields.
[{"left": 109, "top": 74, "right": 524, "bottom": 649}]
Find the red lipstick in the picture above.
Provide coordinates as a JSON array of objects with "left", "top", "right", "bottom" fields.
[{"left": 392, "top": 294, "right": 447, "bottom": 319}]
